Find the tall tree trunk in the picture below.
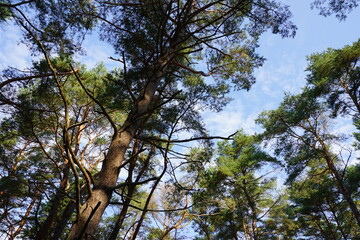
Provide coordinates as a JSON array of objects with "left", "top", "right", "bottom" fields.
[
  {"left": 66, "top": 130, "right": 133, "bottom": 239},
  {"left": 67, "top": 70, "right": 165, "bottom": 239},
  {"left": 324, "top": 153, "right": 360, "bottom": 227},
  {"left": 52, "top": 173, "right": 102, "bottom": 239},
  {"left": 51, "top": 200, "right": 76, "bottom": 240},
  {"left": 36, "top": 165, "right": 70, "bottom": 240},
  {"left": 312, "top": 129, "right": 360, "bottom": 227}
]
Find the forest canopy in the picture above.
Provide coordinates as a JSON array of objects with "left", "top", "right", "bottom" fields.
[{"left": 0, "top": 0, "right": 359, "bottom": 239}]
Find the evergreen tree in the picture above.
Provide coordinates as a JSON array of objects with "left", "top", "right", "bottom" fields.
[
  {"left": 191, "top": 132, "right": 280, "bottom": 240},
  {"left": 257, "top": 89, "right": 360, "bottom": 227}
]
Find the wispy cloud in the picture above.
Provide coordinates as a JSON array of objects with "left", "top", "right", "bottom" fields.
[
  {"left": 255, "top": 53, "right": 308, "bottom": 98},
  {"left": 202, "top": 99, "right": 261, "bottom": 137},
  {"left": 0, "top": 24, "right": 32, "bottom": 70},
  {"left": 75, "top": 34, "right": 119, "bottom": 70}
]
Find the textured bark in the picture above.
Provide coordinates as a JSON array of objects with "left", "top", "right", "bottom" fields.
[
  {"left": 67, "top": 70, "right": 165, "bottom": 239},
  {"left": 66, "top": 131, "right": 132, "bottom": 239},
  {"left": 36, "top": 165, "right": 70, "bottom": 240},
  {"left": 51, "top": 200, "right": 76, "bottom": 240}
]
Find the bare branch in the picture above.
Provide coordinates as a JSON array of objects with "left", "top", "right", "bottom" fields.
[{"left": 137, "top": 132, "right": 237, "bottom": 143}]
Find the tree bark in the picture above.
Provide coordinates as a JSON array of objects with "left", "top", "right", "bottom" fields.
[
  {"left": 67, "top": 68, "right": 166, "bottom": 239},
  {"left": 324, "top": 153, "right": 360, "bottom": 227},
  {"left": 66, "top": 130, "right": 132, "bottom": 239},
  {"left": 35, "top": 165, "right": 70, "bottom": 240},
  {"left": 315, "top": 131, "right": 360, "bottom": 227}
]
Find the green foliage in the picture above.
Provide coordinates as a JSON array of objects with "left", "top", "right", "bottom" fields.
[
  {"left": 344, "top": 164, "right": 360, "bottom": 196},
  {"left": 257, "top": 39, "right": 360, "bottom": 238},
  {"left": 0, "top": 2, "right": 12, "bottom": 22},
  {"left": 311, "top": 0, "right": 359, "bottom": 20},
  {"left": 305, "top": 39, "right": 360, "bottom": 149},
  {"left": 0, "top": 57, "right": 127, "bottom": 238},
  {"left": 191, "top": 132, "right": 281, "bottom": 239},
  {"left": 256, "top": 90, "right": 333, "bottom": 182},
  {"left": 306, "top": 39, "right": 360, "bottom": 117},
  {"left": 288, "top": 164, "right": 360, "bottom": 238},
  {"left": 2, "top": 0, "right": 358, "bottom": 238},
  {"left": 262, "top": 196, "right": 299, "bottom": 239}
]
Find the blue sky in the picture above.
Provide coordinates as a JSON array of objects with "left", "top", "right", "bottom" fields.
[{"left": 202, "top": 0, "right": 360, "bottom": 137}]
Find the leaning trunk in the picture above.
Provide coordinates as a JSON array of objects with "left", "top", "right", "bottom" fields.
[
  {"left": 52, "top": 200, "right": 76, "bottom": 240},
  {"left": 36, "top": 165, "right": 70, "bottom": 240},
  {"left": 67, "top": 71, "right": 165, "bottom": 239},
  {"left": 313, "top": 131, "right": 360, "bottom": 227},
  {"left": 66, "top": 127, "right": 133, "bottom": 239},
  {"left": 325, "top": 153, "right": 360, "bottom": 227}
]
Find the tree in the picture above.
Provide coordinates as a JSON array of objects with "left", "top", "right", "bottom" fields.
[
  {"left": 252, "top": 39, "right": 360, "bottom": 239},
  {"left": 288, "top": 161, "right": 360, "bottom": 239},
  {"left": 0, "top": 57, "right": 118, "bottom": 239},
  {"left": 306, "top": 39, "right": 360, "bottom": 117},
  {"left": 191, "top": 132, "right": 280, "bottom": 240},
  {"left": 257, "top": 89, "right": 360, "bottom": 227},
  {"left": 0, "top": 118, "right": 42, "bottom": 239},
  {"left": 306, "top": 39, "right": 360, "bottom": 148},
  {"left": 1, "top": 0, "right": 297, "bottom": 238},
  {"left": 261, "top": 194, "right": 299, "bottom": 239}
]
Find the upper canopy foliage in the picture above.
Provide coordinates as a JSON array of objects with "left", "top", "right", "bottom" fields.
[
  {"left": 306, "top": 39, "right": 360, "bottom": 117},
  {"left": 311, "top": 0, "right": 360, "bottom": 20}
]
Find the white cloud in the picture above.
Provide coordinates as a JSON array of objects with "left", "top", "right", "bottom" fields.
[
  {"left": 0, "top": 23, "right": 119, "bottom": 72},
  {"left": 255, "top": 52, "right": 308, "bottom": 99},
  {"left": 202, "top": 100, "right": 260, "bottom": 137},
  {"left": 75, "top": 34, "right": 119, "bottom": 70},
  {"left": 0, "top": 24, "right": 32, "bottom": 70}
]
